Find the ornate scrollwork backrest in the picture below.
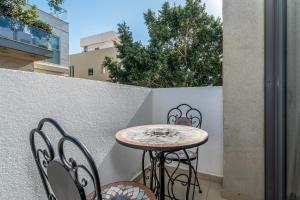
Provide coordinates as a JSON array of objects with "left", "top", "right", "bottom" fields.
[
  {"left": 30, "top": 118, "right": 102, "bottom": 200},
  {"left": 167, "top": 104, "right": 202, "bottom": 128}
]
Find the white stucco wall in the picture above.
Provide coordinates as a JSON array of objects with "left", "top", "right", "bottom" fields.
[
  {"left": 0, "top": 69, "right": 151, "bottom": 200},
  {"left": 152, "top": 87, "right": 223, "bottom": 177},
  {"left": 100, "top": 93, "right": 153, "bottom": 184}
]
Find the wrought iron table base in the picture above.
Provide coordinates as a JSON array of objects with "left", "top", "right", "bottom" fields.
[{"left": 143, "top": 150, "right": 200, "bottom": 200}]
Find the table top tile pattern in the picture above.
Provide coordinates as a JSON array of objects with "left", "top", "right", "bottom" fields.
[{"left": 116, "top": 124, "right": 208, "bottom": 151}]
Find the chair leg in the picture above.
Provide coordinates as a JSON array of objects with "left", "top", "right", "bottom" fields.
[
  {"left": 163, "top": 152, "right": 202, "bottom": 200},
  {"left": 194, "top": 155, "right": 202, "bottom": 193},
  {"left": 165, "top": 163, "right": 201, "bottom": 199},
  {"left": 189, "top": 160, "right": 201, "bottom": 200},
  {"left": 183, "top": 150, "right": 192, "bottom": 200},
  {"left": 192, "top": 161, "right": 197, "bottom": 200}
]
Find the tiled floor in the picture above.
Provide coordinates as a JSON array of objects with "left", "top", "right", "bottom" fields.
[
  {"left": 162, "top": 177, "right": 225, "bottom": 200},
  {"left": 137, "top": 168, "right": 226, "bottom": 200}
]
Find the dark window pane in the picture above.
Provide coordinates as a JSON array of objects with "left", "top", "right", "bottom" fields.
[{"left": 88, "top": 68, "right": 93, "bottom": 76}]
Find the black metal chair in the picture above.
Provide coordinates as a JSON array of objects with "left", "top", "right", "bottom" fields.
[
  {"left": 142, "top": 104, "right": 202, "bottom": 200},
  {"left": 30, "top": 118, "right": 155, "bottom": 200},
  {"left": 166, "top": 104, "right": 203, "bottom": 198}
]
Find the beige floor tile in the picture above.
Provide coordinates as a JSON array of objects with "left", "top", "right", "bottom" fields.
[{"left": 207, "top": 182, "right": 226, "bottom": 200}]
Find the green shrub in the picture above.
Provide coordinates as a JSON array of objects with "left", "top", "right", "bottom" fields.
[
  {"left": 17, "top": 6, "right": 39, "bottom": 25},
  {"left": 0, "top": 0, "right": 26, "bottom": 18},
  {"left": 32, "top": 20, "right": 52, "bottom": 34}
]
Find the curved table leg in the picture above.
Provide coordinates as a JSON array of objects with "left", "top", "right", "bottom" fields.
[
  {"left": 149, "top": 151, "right": 155, "bottom": 191},
  {"left": 148, "top": 151, "right": 160, "bottom": 199},
  {"left": 142, "top": 150, "right": 147, "bottom": 186}
]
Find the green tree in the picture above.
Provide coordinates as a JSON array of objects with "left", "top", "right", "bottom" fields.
[
  {"left": 47, "top": 0, "right": 65, "bottom": 14},
  {"left": 17, "top": 5, "right": 39, "bottom": 25},
  {"left": 0, "top": 0, "right": 64, "bottom": 17},
  {"left": 0, "top": 0, "right": 64, "bottom": 33},
  {"left": 0, "top": 0, "right": 26, "bottom": 18},
  {"left": 104, "top": 0, "right": 223, "bottom": 88}
]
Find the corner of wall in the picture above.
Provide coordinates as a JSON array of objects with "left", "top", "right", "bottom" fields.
[{"left": 99, "top": 90, "right": 153, "bottom": 184}]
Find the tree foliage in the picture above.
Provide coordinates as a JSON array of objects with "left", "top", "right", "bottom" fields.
[
  {"left": 0, "top": 0, "right": 26, "bottom": 18},
  {"left": 104, "top": 0, "right": 223, "bottom": 88},
  {"left": 47, "top": 0, "right": 65, "bottom": 14},
  {"left": 0, "top": 0, "right": 64, "bottom": 33}
]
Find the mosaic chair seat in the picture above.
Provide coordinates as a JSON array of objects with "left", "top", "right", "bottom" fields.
[
  {"left": 88, "top": 182, "right": 153, "bottom": 200},
  {"left": 165, "top": 149, "right": 198, "bottom": 161},
  {"left": 30, "top": 118, "right": 155, "bottom": 200}
]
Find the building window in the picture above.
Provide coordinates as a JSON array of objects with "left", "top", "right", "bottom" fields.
[
  {"left": 84, "top": 46, "right": 88, "bottom": 52},
  {"left": 88, "top": 68, "right": 93, "bottom": 76},
  {"left": 69, "top": 65, "right": 75, "bottom": 77},
  {"left": 46, "top": 36, "right": 60, "bottom": 65}
]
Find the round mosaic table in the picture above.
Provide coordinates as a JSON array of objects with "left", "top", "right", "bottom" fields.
[{"left": 115, "top": 124, "right": 208, "bottom": 200}]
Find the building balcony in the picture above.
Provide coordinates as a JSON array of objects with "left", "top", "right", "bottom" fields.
[{"left": 0, "top": 16, "right": 60, "bottom": 64}]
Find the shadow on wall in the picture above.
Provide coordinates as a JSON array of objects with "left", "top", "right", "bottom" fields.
[{"left": 99, "top": 92, "right": 153, "bottom": 184}]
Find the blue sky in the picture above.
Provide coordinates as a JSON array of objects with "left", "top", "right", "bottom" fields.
[{"left": 31, "top": 0, "right": 222, "bottom": 54}]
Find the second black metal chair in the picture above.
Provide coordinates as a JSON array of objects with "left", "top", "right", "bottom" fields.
[{"left": 142, "top": 104, "right": 202, "bottom": 200}]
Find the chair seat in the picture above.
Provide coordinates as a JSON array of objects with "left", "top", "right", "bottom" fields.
[
  {"left": 88, "top": 181, "right": 155, "bottom": 200},
  {"left": 166, "top": 150, "right": 198, "bottom": 161}
]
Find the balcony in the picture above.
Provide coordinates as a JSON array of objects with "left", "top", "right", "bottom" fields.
[
  {"left": 0, "top": 68, "right": 224, "bottom": 200},
  {"left": 0, "top": 16, "right": 60, "bottom": 63},
  {"left": 0, "top": 0, "right": 270, "bottom": 199}
]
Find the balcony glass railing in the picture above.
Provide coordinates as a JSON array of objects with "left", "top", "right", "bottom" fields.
[
  {"left": 0, "top": 16, "right": 60, "bottom": 64},
  {"left": 47, "top": 49, "right": 60, "bottom": 65},
  {"left": 0, "top": 16, "right": 60, "bottom": 51}
]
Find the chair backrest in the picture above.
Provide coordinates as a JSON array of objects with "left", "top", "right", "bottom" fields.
[
  {"left": 167, "top": 104, "right": 202, "bottom": 128},
  {"left": 30, "top": 118, "right": 102, "bottom": 200}
]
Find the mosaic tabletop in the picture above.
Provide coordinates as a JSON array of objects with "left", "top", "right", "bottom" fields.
[{"left": 115, "top": 124, "right": 208, "bottom": 151}]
